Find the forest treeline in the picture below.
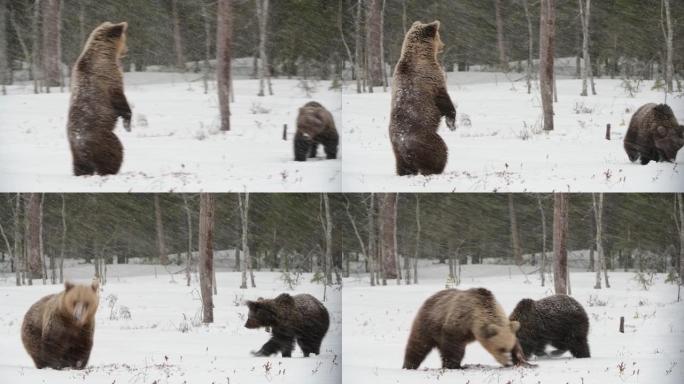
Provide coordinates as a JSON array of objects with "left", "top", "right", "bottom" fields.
[
  {"left": 0, "top": 193, "right": 682, "bottom": 287},
  {"left": 1, "top": 0, "right": 681, "bottom": 88}
]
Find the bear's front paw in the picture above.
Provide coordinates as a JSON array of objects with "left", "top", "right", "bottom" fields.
[{"left": 446, "top": 116, "right": 456, "bottom": 131}]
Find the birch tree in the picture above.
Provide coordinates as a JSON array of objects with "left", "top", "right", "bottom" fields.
[
  {"left": 321, "top": 194, "right": 333, "bottom": 285},
  {"left": 0, "top": 0, "right": 8, "bottom": 94},
  {"left": 539, "top": 0, "right": 555, "bottom": 131},
  {"left": 59, "top": 194, "right": 65, "bottom": 283},
  {"left": 661, "top": 0, "right": 673, "bottom": 92},
  {"left": 592, "top": 193, "right": 609, "bottom": 289},
  {"left": 26, "top": 193, "right": 42, "bottom": 281},
  {"left": 171, "top": 0, "right": 185, "bottom": 70},
  {"left": 579, "top": 0, "right": 596, "bottom": 96},
  {"left": 255, "top": 0, "right": 273, "bottom": 96},
  {"left": 183, "top": 194, "right": 193, "bottom": 287},
  {"left": 537, "top": 195, "right": 547, "bottom": 287},
  {"left": 380, "top": 193, "right": 397, "bottom": 280},
  {"left": 216, "top": 0, "right": 232, "bottom": 131},
  {"left": 41, "top": 0, "right": 60, "bottom": 89},
  {"left": 198, "top": 193, "right": 214, "bottom": 323},
  {"left": 239, "top": 193, "right": 255, "bottom": 288},
  {"left": 367, "top": 0, "right": 383, "bottom": 88},
  {"left": 522, "top": 0, "right": 533, "bottom": 94},
  {"left": 31, "top": 0, "right": 41, "bottom": 94},
  {"left": 677, "top": 193, "right": 683, "bottom": 286},
  {"left": 553, "top": 193, "right": 568, "bottom": 294},
  {"left": 354, "top": 0, "right": 364, "bottom": 93},
  {"left": 495, "top": 0, "right": 508, "bottom": 70},
  {"left": 368, "top": 193, "right": 376, "bottom": 286},
  {"left": 154, "top": 195, "right": 168, "bottom": 265},
  {"left": 413, "top": 195, "right": 420, "bottom": 284},
  {"left": 509, "top": 194, "right": 523, "bottom": 265}
]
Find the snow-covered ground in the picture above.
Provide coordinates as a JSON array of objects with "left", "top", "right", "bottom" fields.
[
  {"left": 0, "top": 73, "right": 342, "bottom": 192},
  {"left": 343, "top": 260, "right": 684, "bottom": 384},
  {"left": 341, "top": 72, "right": 684, "bottom": 192},
  {"left": 0, "top": 265, "right": 341, "bottom": 383}
]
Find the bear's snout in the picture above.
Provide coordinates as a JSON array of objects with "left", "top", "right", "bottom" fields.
[{"left": 244, "top": 318, "right": 260, "bottom": 329}]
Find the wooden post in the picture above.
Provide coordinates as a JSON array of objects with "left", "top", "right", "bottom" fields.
[
  {"left": 605, "top": 124, "right": 611, "bottom": 140},
  {"left": 282, "top": 124, "right": 287, "bottom": 140},
  {"left": 619, "top": 316, "right": 624, "bottom": 333}
]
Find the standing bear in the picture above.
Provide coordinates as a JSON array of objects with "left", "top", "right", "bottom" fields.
[
  {"left": 21, "top": 280, "right": 100, "bottom": 369},
  {"left": 67, "top": 21, "right": 132, "bottom": 176},
  {"left": 245, "top": 293, "right": 330, "bottom": 357},
  {"left": 509, "top": 294, "right": 590, "bottom": 359},
  {"left": 624, "top": 103, "right": 683, "bottom": 164},
  {"left": 403, "top": 288, "right": 520, "bottom": 369},
  {"left": 389, "top": 20, "right": 456, "bottom": 176},
  {"left": 294, "top": 101, "right": 339, "bottom": 161}
]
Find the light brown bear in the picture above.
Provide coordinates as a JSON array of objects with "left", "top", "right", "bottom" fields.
[
  {"left": 389, "top": 20, "right": 456, "bottom": 176},
  {"left": 403, "top": 288, "right": 520, "bottom": 369},
  {"left": 67, "top": 22, "right": 131, "bottom": 176},
  {"left": 21, "top": 280, "right": 100, "bottom": 369}
]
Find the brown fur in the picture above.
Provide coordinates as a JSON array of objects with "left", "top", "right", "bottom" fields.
[
  {"left": 67, "top": 22, "right": 131, "bottom": 176},
  {"left": 294, "top": 101, "right": 339, "bottom": 161},
  {"left": 624, "top": 103, "right": 684, "bottom": 164},
  {"left": 389, "top": 20, "right": 456, "bottom": 176},
  {"left": 21, "top": 281, "right": 100, "bottom": 369},
  {"left": 403, "top": 288, "right": 520, "bottom": 369}
]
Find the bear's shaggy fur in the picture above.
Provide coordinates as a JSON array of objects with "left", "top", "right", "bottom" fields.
[
  {"left": 67, "top": 22, "right": 131, "bottom": 176},
  {"left": 509, "top": 294, "right": 590, "bottom": 359},
  {"left": 389, "top": 20, "right": 456, "bottom": 176},
  {"left": 403, "top": 288, "right": 520, "bottom": 369},
  {"left": 294, "top": 101, "right": 339, "bottom": 161},
  {"left": 624, "top": 103, "right": 684, "bottom": 164},
  {"left": 245, "top": 293, "right": 330, "bottom": 357},
  {"left": 21, "top": 280, "right": 100, "bottom": 369}
]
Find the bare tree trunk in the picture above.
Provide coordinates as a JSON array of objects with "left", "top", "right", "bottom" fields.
[
  {"left": 661, "top": 0, "right": 673, "bottom": 92},
  {"left": 354, "top": 0, "right": 363, "bottom": 93},
  {"left": 539, "top": 0, "right": 555, "bottom": 131},
  {"left": 0, "top": 198, "right": 15, "bottom": 279},
  {"left": 183, "top": 195, "right": 192, "bottom": 287},
  {"left": 338, "top": 0, "right": 354, "bottom": 83},
  {"left": 41, "top": 0, "right": 60, "bottom": 89},
  {"left": 26, "top": 193, "right": 42, "bottom": 281},
  {"left": 59, "top": 194, "right": 65, "bottom": 283},
  {"left": 344, "top": 196, "right": 368, "bottom": 280},
  {"left": 402, "top": 0, "right": 407, "bottom": 34},
  {"left": 31, "top": 0, "right": 41, "bottom": 94},
  {"left": 256, "top": 0, "right": 272, "bottom": 96},
  {"left": 322, "top": 194, "right": 334, "bottom": 285},
  {"left": 368, "top": 193, "right": 376, "bottom": 286},
  {"left": 216, "top": 0, "right": 232, "bottom": 131},
  {"left": 380, "top": 193, "right": 397, "bottom": 279},
  {"left": 579, "top": 0, "right": 596, "bottom": 96},
  {"left": 200, "top": 0, "right": 211, "bottom": 95},
  {"left": 413, "top": 195, "right": 420, "bottom": 284},
  {"left": 522, "top": 0, "right": 533, "bottom": 94},
  {"left": 78, "top": 0, "right": 85, "bottom": 45},
  {"left": 14, "top": 194, "right": 21, "bottom": 285},
  {"left": 592, "top": 193, "right": 604, "bottom": 289},
  {"left": 171, "top": 0, "right": 185, "bottom": 70},
  {"left": 509, "top": 194, "right": 523, "bottom": 265},
  {"left": 8, "top": 7, "right": 30, "bottom": 83},
  {"left": 553, "top": 193, "right": 568, "bottom": 294},
  {"left": 393, "top": 193, "right": 400, "bottom": 284},
  {"left": 154, "top": 195, "right": 168, "bottom": 265},
  {"left": 239, "top": 193, "right": 254, "bottom": 288},
  {"left": 677, "top": 194, "right": 683, "bottom": 286},
  {"left": 379, "top": 0, "right": 387, "bottom": 91},
  {"left": 495, "top": 0, "right": 508, "bottom": 70},
  {"left": 198, "top": 193, "right": 214, "bottom": 323},
  {"left": 0, "top": 0, "right": 8, "bottom": 94},
  {"left": 367, "top": 0, "right": 383, "bottom": 88},
  {"left": 537, "top": 195, "right": 547, "bottom": 287}
]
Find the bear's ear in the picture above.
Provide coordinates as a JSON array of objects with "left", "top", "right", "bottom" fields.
[
  {"left": 64, "top": 281, "right": 74, "bottom": 292},
  {"left": 656, "top": 126, "right": 668, "bottom": 137},
  {"left": 107, "top": 22, "right": 128, "bottom": 39},
  {"left": 510, "top": 321, "right": 520, "bottom": 333},
  {"left": 246, "top": 300, "right": 259, "bottom": 310},
  {"left": 481, "top": 324, "right": 499, "bottom": 339},
  {"left": 91, "top": 278, "right": 100, "bottom": 292},
  {"left": 422, "top": 21, "right": 440, "bottom": 38},
  {"left": 275, "top": 293, "right": 295, "bottom": 306}
]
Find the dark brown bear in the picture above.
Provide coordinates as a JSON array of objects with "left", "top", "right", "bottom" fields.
[
  {"left": 509, "top": 294, "right": 590, "bottom": 359},
  {"left": 67, "top": 22, "right": 132, "bottom": 176},
  {"left": 403, "top": 288, "right": 520, "bottom": 369},
  {"left": 245, "top": 293, "right": 330, "bottom": 357},
  {"left": 21, "top": 280, "right": 100, "bottom": 369},
  {"left": 389, "top": 20, "right": 456, "bottom": 176},
  {"left": 294, "top": 101, "right": 339, "bottom": 161},
  {"left": 624, "top": 103, "right": 683, "bottom": 164}
]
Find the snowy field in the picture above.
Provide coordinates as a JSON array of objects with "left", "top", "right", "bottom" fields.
[
  {"left": 0, "top": 265, "right": 341, "bottom": 384},
  {"left": 343, "top": 260, "right": 684, "bottom": 384},
  {"left": 341, "top": 72, "right": 684, "bottom": 192},
  {"left": 0, "top": 73, "right": 342, "bottom": 192}
]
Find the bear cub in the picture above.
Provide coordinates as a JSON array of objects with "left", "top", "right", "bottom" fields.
[
  {"left": 67, "top": 22, "right": 132, "bottom": 176},
  {"left": 509, "top": 294, "right": 590, "bottom": 359},
  {"left": 245, "top": 293, "right": 330, "bottom": 357},
  {"left": 389, "top": 20, "right": 456, "bottom": 176},
  {"left": 294, "top": 101, "right": 339, "bottom": 161},
  {"left": 403, "top": 288, "right": 520, "bottom": 369},
  {"left": 21, "top": 280, "right": 100, "bottom": 370},
  {"left": 624, "top": 103, "right": 683, "bottom": 164}
]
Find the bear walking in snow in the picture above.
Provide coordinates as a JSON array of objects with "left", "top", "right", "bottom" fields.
[
  {"left": 624, "top": 103, "right": 683, "bottom": 164},
  {"left": 389, "top": 20, "right": 456, "bottom": 176},
  {"left": 245, "top": 293, "right": 330, "bottom": 357},
  {"left": 21, "top": 281, "right": 100, "bottom": 369},
  {"left": 403, "top": 288, "right": 520, "bottom": 369},
  {"left": 294, "top": 101, "right": 339, "bottom": 161},
  {"left": 67, "top": 22, "right": 132, "bottom": 176},
  {"left": 509, "top": 294, "right": 590, "bottom": 359}
]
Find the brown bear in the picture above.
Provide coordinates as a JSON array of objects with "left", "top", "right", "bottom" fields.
[
  {"left": 294, "top": 101, "right": 339, "bottom": 161},
  {"left": 624, "top": 103, "right": 684, "bottom": 164},
  {"left": 389, "top": 20, "right": 456, "bottom": 176},
  {"left": 403, "top": 288, "right": 520, "bottom": 369},
  {"left": 245, "top": 293, "right": 329, "bottom": 357},
  {"left": 21, "top": 280, "right": 100, "bottom": 369},
  {"left": 67, "top": 21, "right": 131, "bottom": 176},
  {"left": 509, "top": 294, "right": 590, "bottom": 359}
]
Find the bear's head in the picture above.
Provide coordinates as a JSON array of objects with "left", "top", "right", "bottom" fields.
[
  {"left": 60, "top": 280, "right": 100, "bottom": 326},
  {"left": 401, "top": 21, "right": 444, "bottom": 61},
  {"left": 654, "top": 124, "right": 684, "bottom": 162},
  {"left": 86, "top": 21, "right": 128, "bottom": 59},
  {"left": 244, "top": 293, "right": 294, "bottom": 329},
  {"left": 478, "top": 320, "right": 521, "bottom": 366}
]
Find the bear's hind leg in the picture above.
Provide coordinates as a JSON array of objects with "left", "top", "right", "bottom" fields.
[
  {"left": 294, "top": 133, "right": 310, "bottom": 162},
  {"left": 253, "top": 335, "right": 293, "bottom": 357},
  {"left": 438, "top": 340, "right": 465, "bottom": 369},
  {"left": 403, "top": 332, "right": 434, "bottom": 369},
  {"left": 309, "top": 142, "right": 319, "bottom": 158},
  {"left": 414, "top": 133, "right": 447, "bottom": 176},
  {"left": 320, "top": 133, "right": 339, "bottom": 159},
  {"left": 93, "top": 132, "right": 123, "bottom": 175},
  {"left": 296, "top": 333, "right": 323, "bottom": 357},
  {"left": 72, "top": 153, "right": 95, "bottom": 176},
  {"left": 568, "top": 339, "right": 590, "bottom": 358}
]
